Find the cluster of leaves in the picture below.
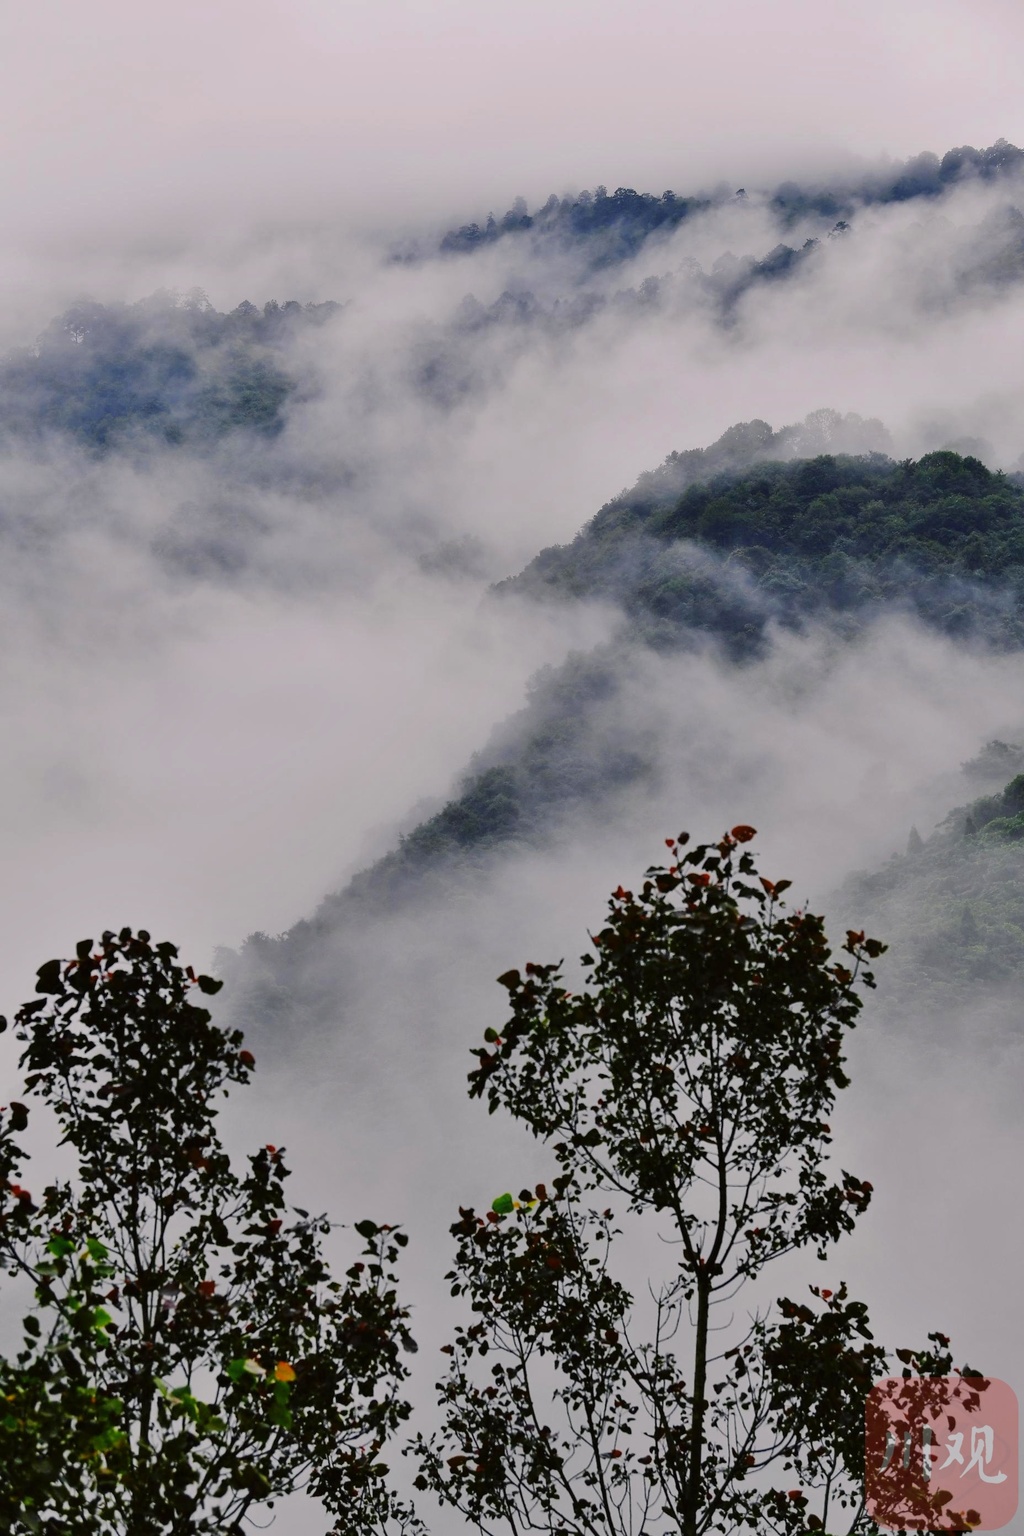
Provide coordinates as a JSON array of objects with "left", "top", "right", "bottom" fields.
[
  {"left": 439, "top": 140, "right": 1024, "bottom": 264},
  {"left": 960, "top": 768, "right": 1024, "bottom": 840},
  {"left": 0, "top": 929, "right": 415, "bottom": 1535},
  {"left": 413, "top": 829, "right": 964, "bottom": 1536},
  {"left": 0, "top": 292, "right": 339, "bottom": 451}
]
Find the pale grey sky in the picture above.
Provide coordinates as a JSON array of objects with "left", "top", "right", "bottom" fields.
[
  {"left": 1, "top": 0, "right": 1023, "bottom": 250},
  {"left": 1, "top": 13, "right": 1024, "bottom": 1532}
]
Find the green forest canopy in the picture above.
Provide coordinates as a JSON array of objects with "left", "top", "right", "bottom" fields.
[{"left": 503, "top": 444, "right": 1024, "bottom": 649}]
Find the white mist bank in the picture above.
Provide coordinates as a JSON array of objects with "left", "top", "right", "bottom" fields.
[{"left": 1, "top": 19, "right": 1024, "bottom": 1517}]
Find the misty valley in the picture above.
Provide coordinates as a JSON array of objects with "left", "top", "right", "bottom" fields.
[{"left": 3, "top": 132, "right": 1024, "bottom": 1535}]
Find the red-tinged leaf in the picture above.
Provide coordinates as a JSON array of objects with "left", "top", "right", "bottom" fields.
[
  {"left": 731, "top": 824, "right": 757, "bottom": 843},
  {"left": 238, "top": 1049, "right": 255, "bottom": 1068}
]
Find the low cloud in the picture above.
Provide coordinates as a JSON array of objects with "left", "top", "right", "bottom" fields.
[{"left": 3, "top": 116, "right": 1024, "bottom": 1531}]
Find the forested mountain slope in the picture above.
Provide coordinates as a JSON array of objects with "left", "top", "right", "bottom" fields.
[
  {"left": 836, "top": 744, "right": 1024, "bottom": 1015},
  {"left": 501, "top": 437, "right": 1024, "bottom": 649},
  {"left": 0, "top": 293, "right": 339, "bottom": 450},
  {"left": 232, "top": 425, "right": 1024, "bottom": 1031},
  {"left": 439, "top": 139, "right": 1024, "bottom": 265}
]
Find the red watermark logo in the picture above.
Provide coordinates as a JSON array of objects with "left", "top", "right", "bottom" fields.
[{"left": 866, "top": 1376, "right": 1018, "bottom": 1530}]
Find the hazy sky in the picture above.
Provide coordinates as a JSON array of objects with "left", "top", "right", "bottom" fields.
[
  {"left": 2, "top": 6, "right": 1024, "bottom": 1531},
  {"left": 2, "top": 0, "right": 1024, "bottom": 248}
]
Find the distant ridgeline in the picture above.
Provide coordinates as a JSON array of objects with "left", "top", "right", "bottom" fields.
[
  {"left": 417, "top": 198, "right": 1024, "bottom": 374},
  {"left": 439, "top": 139, "right": 1024, "bottom": 264},
  {"left": 836, "top": 742, "right": 1024, "bottom": 1015},
  {"left": 232, "top": 422, "right": 1024, "bottom": 1035},
  {"left": 0, "top": 293, "right": 340, "bottom": 450}
]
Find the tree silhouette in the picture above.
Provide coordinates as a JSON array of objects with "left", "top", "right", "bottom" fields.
[
  {"left": 0, "top": 929, "right": 416, "bottom": 1535},
  {"left": 416, "top": 828, "right": 963, "bottom": 1535}
]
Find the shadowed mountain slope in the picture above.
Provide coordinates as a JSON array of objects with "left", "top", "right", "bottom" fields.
[
  {"left": 500, "top": 435, "right": 1024, "bottom": 649},
  {"left": 0, "top": 293, "right": 340, "bottom": 451},
  {"left": 228, "top": 421, "right": 1024, "bottom": 1037},
  {"left": 439, "top": 140, "right": 1024, "bottom": 265}
]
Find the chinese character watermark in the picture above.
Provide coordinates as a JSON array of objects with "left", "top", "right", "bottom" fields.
[{"left": 866, "top": 1376, "right": 1017, "bottom": 1530}]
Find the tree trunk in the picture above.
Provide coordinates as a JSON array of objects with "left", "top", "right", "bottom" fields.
[{"left": 684, "top": 1271, "right": 711, "bottom": 1536}]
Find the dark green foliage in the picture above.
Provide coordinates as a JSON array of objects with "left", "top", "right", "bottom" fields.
[
  {"left": 416, "top": 833, "right": 965, "bottom": 1535},
  {"left": 397, "top": 766, "right": 523, "bottom": 862},
  {"left": 504, "top": 448, "right": 1024, "bottom": 649},
  {"left": 0, "top": 929, "right": 414, "bottom": 1535},
  {"left": 439, "top": 140, "right": 1024, "bottom": 265},
  {"left": 962, "top": 770, "right": 1024, "bottom": 838},
  {"left": 0, "top": 294, "right": 339, "bottom": 451}
]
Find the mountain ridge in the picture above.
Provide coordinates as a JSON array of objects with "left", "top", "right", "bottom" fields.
[
  {"left": 225, "top": 418, "right": 1024, "bottom": 1039},
  {"left": 438, "top": 139, "right": 1024, "bottom": 265}
]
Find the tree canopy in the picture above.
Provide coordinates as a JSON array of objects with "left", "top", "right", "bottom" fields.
[
  {"left": 504, "top": 448, "right": 1024, "bottom": 650},
  {"left": 0, "top": 928, "right": 414, "bottom": 1535},
  {"left": 415, "top": 830, "right": 973, "bottom": 1535}
]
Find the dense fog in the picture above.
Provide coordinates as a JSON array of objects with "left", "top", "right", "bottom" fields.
[{"left": 2, "top": 4, "right": 1024, "bottom": 1528}]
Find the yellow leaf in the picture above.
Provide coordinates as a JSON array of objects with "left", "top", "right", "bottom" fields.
[{"left": 273, "top": 1361, "right": 296, "bottom": 1382}]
